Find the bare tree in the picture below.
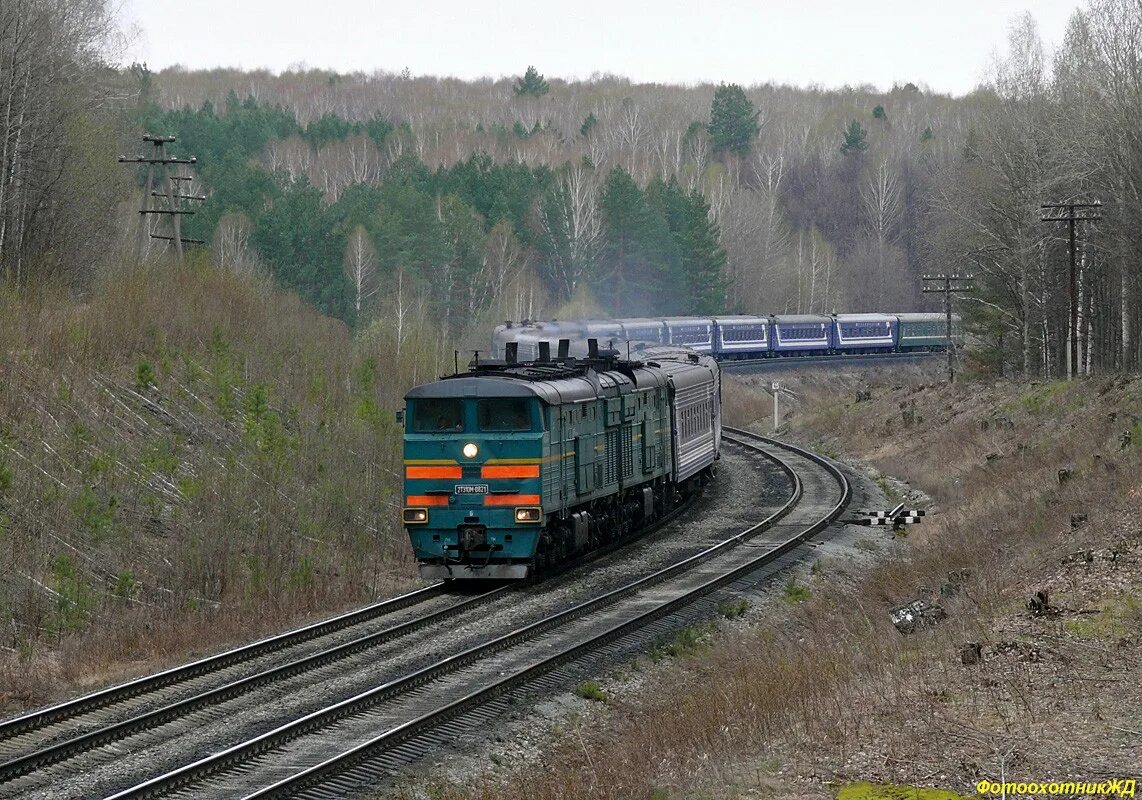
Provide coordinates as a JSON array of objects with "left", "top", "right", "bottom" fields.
[
  {"left": 0, "top": 0, "right": 123, "bottom": 285},
  {"left": 213, "top": 212, "right": 258, "bottom": 273},
  {"left": 481, "top": 219, "right": 526, "bottom": 302},
  {"left": 861, "top": 158, "right": 903, "bottom": 298},
  {"left": 539, "top": 162, "right": 601, "bottom": 300},
  {"left": 343, "top": 224, "right": 378, "bottom": 318}
]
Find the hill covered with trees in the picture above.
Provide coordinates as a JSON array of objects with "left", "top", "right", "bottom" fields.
[{"left": 5, "top": 1, "right": 1140, "bottom": 376}]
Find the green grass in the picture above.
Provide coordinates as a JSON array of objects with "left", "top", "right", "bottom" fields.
[
  {"left": 1018, "top": 379, "right": 1070, "bottom": 414},
  {"left": 1063, "top": 589, "right": 1142, "bottom": 641},
  {"left": 575, "top": 680, "right": 607, "bottom": 702},
  {"left": 874, "top": 475, "right": 901, "bottom": 502},
  {"left": 837, "top": 782, "right": 975, "bottom": 800},
  {"left": 650, "top": 622, "right": 716, "bottom": 661},
  {"left": 783, "top": 575, "right": 812, "bottom": 604}
]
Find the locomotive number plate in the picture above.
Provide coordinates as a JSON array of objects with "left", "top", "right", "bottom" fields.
[{"left": 455, "top": 484, "right": 489, "bottom": 494}]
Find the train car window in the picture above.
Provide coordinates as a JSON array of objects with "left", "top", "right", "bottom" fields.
[
  {"left": 413, "top": 398, "right": 464, "bottom": 432},
  {"left": 478, "top": 398, "right": 532, "bottom": 431}
]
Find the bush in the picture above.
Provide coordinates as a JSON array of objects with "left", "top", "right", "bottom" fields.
[
  {"left": 783, "top": 575, "right": 811, "bottom": 604},
  {"left": 717, "top": 598, "right": 750, "bottom": 619},
  {"left": 575, "top": 680, "right": 607, "bottom": 702}
]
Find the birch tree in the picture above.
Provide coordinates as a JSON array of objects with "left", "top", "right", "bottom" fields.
[
  {"left": 861, "top": 158, "right": 903, "bottom": 298},
  {"left": 539, "top": 161, "right": 601, "bottom": 300},
  {"left": 0, "top": 0, "right": 121, "bottom": 284},
  {"left": 343, "top": 224, "right": 378, "bottom": 319}
]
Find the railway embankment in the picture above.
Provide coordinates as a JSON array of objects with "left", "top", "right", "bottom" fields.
[
  {"left": 416, "top": 371, "right": 1141, "bottom": 800},
  {"left": 0, "top": 265, "right": 423, "bottom": 716}
]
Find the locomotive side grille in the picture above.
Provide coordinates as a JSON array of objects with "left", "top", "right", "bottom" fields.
[
  {"left": 621, "top": 426, "right": 634, "bottom": 480},
  {"left": 605, "top": 429, "right": 619, "bottom": 485}
]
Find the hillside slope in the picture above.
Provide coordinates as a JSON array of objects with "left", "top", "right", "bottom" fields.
[{"left": 0, "top": 264, "right": 444, "bottom": 710}]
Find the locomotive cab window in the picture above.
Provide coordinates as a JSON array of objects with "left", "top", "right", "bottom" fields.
[
  {"left": 478, "top": 398, "right": 533, "bottom": 431},
  {"left": 413, "top": 398, "right": 464, "bottom": 432}
]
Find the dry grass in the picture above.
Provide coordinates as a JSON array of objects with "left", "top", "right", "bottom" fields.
[
  {"left": 414, "top": 372, "right": 1141, "bottom": 800},
  {"left": 0, "top": 260, "right": 453, "bottom": 711},
  {"left": 720, "top": 375, "right": 776, "bottom": 430}
]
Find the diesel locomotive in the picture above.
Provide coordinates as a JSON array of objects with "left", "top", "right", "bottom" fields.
[{"left": 401, "top": 341, "right": 720, "bottom": 580}]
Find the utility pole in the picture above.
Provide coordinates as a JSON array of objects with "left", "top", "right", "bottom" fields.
[
  {"left": 921, "top": 273, "right": 975, "bottom": 383},
  {"left": 120, "top": 135, "right": 205, "bottom": 262},
  {"left": 1040, "top": 201, "right": 1101, "bottom": 379}
]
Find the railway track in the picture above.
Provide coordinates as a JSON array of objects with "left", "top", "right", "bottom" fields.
[
  {"left": 21, "top": 428, "right": 846, "bottom": 800},
  {"left": 720, "top": 350, "right": 941, "bottom": 371},
  {"left": 0, "top": 583, "right": 508, "bottom": 779}
]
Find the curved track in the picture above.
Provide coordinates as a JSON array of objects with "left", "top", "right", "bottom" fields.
[
  {"left": 109, "top": 429, "right": 846, "bottom": 800},
  {"left": 0, "top": 429, "right": 848, "bottom": 800},
  {"left": 720, "top": 350, "right": 941, "bottom": 372}
]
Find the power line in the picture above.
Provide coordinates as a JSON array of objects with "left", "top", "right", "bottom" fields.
[
  {"left": 921, "top": 273, "right": 975, "bottom": 383},
  {"left": 119, "top": 134, "right": 205, "bottom": 263},
  {"left": 1040, "top": 201, "right": 1101, "bottom": 379}
]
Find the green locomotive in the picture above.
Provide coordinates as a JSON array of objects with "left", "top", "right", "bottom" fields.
[{"left": 402, "top": 342, "right": 720, "bottom": 580}]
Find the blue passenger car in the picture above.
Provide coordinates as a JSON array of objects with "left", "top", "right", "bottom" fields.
[
  {"left": 619, "top": 318, "right": 666, "bottom": 344},
  {"left": 580, "top": 319, "right": 625, "bottom": 347},
  {"left": 833, "top": 313, "right": 897, "bottom": 353},
  {"left": 712, "top": 316, "right": 769, "bottom": 359},
  {"left": 663, "top": 317, "right": 714, "bottom": 352},
  {"left": 769, "top": 315, "right": 832, "bottom": 355}
]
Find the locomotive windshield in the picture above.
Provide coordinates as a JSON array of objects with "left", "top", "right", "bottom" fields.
[
  {"left": 413, "top": 398, "right": 464, "bottom": 432},
  {"left": 478, "top": 398, "right": 532, "bottom": 431}
]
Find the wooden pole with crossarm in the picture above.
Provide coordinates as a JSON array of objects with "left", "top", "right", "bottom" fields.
[
  {"left": 1040, "top": 201, "right": 1101, "bottom": 379},
  {"left": 922, "top": 273, "right": 975, "bottom": 383},
  {"left": 120, "top": 135, "right": 205, "bottom": 263}
]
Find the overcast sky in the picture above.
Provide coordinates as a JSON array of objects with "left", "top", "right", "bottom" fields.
[{"left": 120, "top": 0, "right": 1083, "bottom": 96}]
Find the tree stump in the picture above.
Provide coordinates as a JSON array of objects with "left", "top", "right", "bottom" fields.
[{"left": 961, "top": 642, "right": 982, "bottom": 665}]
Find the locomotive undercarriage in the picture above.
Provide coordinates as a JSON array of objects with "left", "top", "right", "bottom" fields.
[
  {"left": 534, "top": 467, "right": 712, "bottom": 575},
  {"left": 425, "top": 470, "right": 713, "bottom": 580},
  {"left": 530, "top": 469, "right": 711, "bottom": 575}
]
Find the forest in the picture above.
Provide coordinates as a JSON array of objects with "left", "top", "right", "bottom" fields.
[{"left": 2, "top": 1, "right": 1140, "bottom": 376}]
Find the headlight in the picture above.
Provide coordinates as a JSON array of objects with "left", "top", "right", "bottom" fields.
[
  {"left": 514, "top": 507, "right": 542, "bottom": 523},
  {"left": 462, "top": 442, "right": 478, "bottom": 459},
  {"left": 403, "top": 508, "right": 428, "bottom": 524}
]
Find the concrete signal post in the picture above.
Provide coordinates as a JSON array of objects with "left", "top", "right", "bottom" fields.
[{"left": 769, "top": 381, "right": 796, "bottom": 433}]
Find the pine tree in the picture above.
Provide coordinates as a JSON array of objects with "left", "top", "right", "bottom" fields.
[
  {"left": 650, "top": 178, "right": 726, "bottom": 314},
  {"left": 600, "top": 168, "right": 676, "bottom": 313},
  {"left": 580, "top": 112, "right": 598, "bottom": 137},
  {"left": 840, "top": 120, "right": 869, "bottom": 155},
  {"left": 872, "top": 105, "right": 887, "bottom": 120},
  {"left": 708, "top": 83, "right": 760, "bottom": 157},
  {"left": 513, "top": 66, "right": 550, "bottom": 97}
]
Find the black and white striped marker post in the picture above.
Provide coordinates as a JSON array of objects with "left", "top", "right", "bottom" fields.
[{"left": 843, "top": 502, "right": 926, "bottom": 527}]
